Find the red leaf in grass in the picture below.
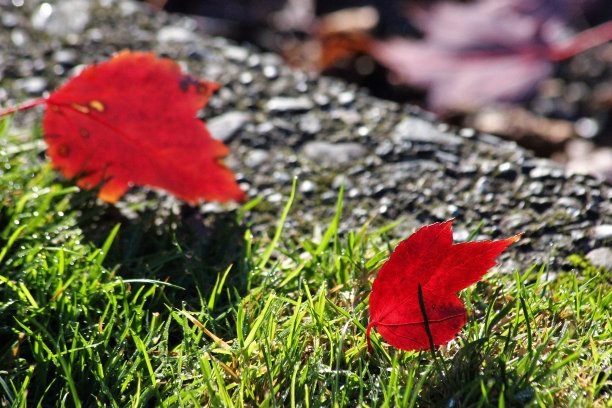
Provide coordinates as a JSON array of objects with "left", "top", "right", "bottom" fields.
[
  {"left": 367, "top": 220, "right": 521, "bottom": 353},
  {"left": 42, "top": 50, "right": 244, "bottom": 203}
]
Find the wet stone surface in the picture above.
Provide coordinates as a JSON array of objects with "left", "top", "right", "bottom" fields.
[{"left": 1, "top": 0, "right": 611, "bottom": 274}]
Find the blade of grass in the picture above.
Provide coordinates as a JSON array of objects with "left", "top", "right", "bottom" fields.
[
  {"left": 315, "top": 183, "right": 343, "bottom": 255},
  {"left": 257, "top": 178, "right": 296, "bottom": 269}
]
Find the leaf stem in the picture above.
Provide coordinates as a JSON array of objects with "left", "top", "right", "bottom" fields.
[
  {"left": 431, "top": 20, "right": 612, "bottom": 63},
  {"left": 366, "top": 320, "right": 375, "bottom": 354},
  {"left": 417, "top": 283, "right": 436, "bottom": 358},
  {"left": 418, "top": 284, "right": 448, "bottom": 378},
  {"left": 0, "top": 98, "right": 47, "bottom": 117},
  {"left": 547, "top": 20, "right": 612, "bottom": 61}
]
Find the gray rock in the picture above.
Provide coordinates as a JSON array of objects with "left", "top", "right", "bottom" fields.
[
  {"left": 157, "top": 26, "right": 197, "bottom": 43},
  {"left": 331, "top": 109, "right": 361, "bottom": 125},
  {"left": 593, "top": 224, "right": 612, "bottom": 240},
  {"left": 245, "top": 150, "right": 270, "bottom": 168},
  {"left": 502, "top": 213, "right": 532, "bottom": 230},
  {"left": 556, "top": 197, "right": 582, "bottom": 209},
  {"left": 529, "top": 165, "right": 565, "bottom": 179},
  {"left": 298, "top": 113, "right": 322, "bottom": 135},
  {"left": 375, "top": 141, "right": 394, "bottom": 158},
  {"left": 1, "top": 12, "right": 20, "bottom": 28},
  {"left": 392, "top": 117, "right": 461, "bottom": 146},
  {"left": 53, "top": 49, "right": 77, "bottom": 66},
  {"left": 473, "top": 177, "right": 491, "bottom": 195},
  {"left": 239, "top": 72, "right": 253, "bottom": 85},
  {"left": 15, "top": 77, "right": 47, "bottom": 95},
  {"left": 266, "top": 96, "right": 313, "bottom": 113},
  {"left": 273, "top": 171, "right": 292, "bottom": 184},
  {"left": 529, "top": 167, "right": 553, "bottom": 179},
  {"left": 313, "top": 93, "right": 330, "bottom": 107},
  {"left": 207, "top": 111, "right": 251, "bottom": 142},
  {"left": 496, "top": 162, "right": 518, "bottom": 180},
  {"left": 119, "top": 1, "right": 147, "bottom": 16},
  {"left": 332, "top": 175, "right": 353, "bottom": 191},
  {"left": 299, "top": 180, "right": 316, "bottom": 194},
  {"left": 301, "top": 141, "right": 367, "bottom": 167},
  {"left": 458, "top": 164, "right": 478, "bottom": 176},
  {"left": 10, "top": 29, "right": 28, "bottom": 47},
  {"left": 223, "top": 45, "right": 249, "bottom": 62},
  {"left": 434, "top": 151, "right": 459, "bottom": 165},
  {"left": 527, "top": 181, "right": 544, "bottom": 196},
  {"left": 267, "top": 192, "right": 284, "bottom": 204},
  {"left": 31, "top": 1, "right": 91, "bottom": 36},
  {"left": 262, "top": 65, "right": 279, "bottom": 79},
  {"left": 586, "top": 247, "right": 612, "bottom": 270},
  {"left": 337, "top": 91, "right": 355, "bottom": 106}
]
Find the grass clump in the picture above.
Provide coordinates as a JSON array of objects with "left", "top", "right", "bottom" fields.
[{"left": 0, "top": 119, "right": 610, "bottom": 407}]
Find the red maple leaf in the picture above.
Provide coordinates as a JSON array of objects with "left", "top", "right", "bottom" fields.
[
  {"left": 1, "top": 50, "right": 245, "bottom": 204},
  {"left": 367, "top": 220, "right": 521, "bottom": 353}
]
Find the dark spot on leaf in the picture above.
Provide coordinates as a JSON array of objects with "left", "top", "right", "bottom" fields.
[
  {"left": 79, "top": 128, "right": 90, "bottom": 138},
  {"left": 179, "top": 76, "right": 190, "bottom": 92},
  {"left": 57, "top": 144, "right": 70, "bottom": 157},
  {"left": 196, "top": 83, "right": 209, "bottom": 95},
  {"left": 180, "top": 75, "right": 208, "bottom": 94}
]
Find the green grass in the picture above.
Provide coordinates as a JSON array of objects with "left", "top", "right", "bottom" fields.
[{"left": 0, "top": 118, "right": 610, "bottom": 407}]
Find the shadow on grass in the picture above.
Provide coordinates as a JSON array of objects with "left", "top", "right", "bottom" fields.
[
  {"left": 70, "top": 188, "right": 249, "bottom": 311},
  {"left": 419, "top": 337, "right": 536, "bottom": 407}
]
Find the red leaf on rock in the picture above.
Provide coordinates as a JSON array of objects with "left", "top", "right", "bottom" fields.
[
  {"left": 41, "top": 50, "right": 244, "bottom": 203},
  {"left": 367, "top": 220, "right": 521, "bottom": 353}
]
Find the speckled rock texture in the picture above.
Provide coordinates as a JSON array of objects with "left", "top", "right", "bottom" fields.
[{"left": 1, "top": 0, "right": 611, "bottom": 274}]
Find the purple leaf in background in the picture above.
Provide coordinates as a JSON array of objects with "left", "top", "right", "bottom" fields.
[
  {"left": 370, "top": 0, "right": 603, "bottom": 113},
  {"left": 373, "top": 40, "right": 553, "bottom": 113}
]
